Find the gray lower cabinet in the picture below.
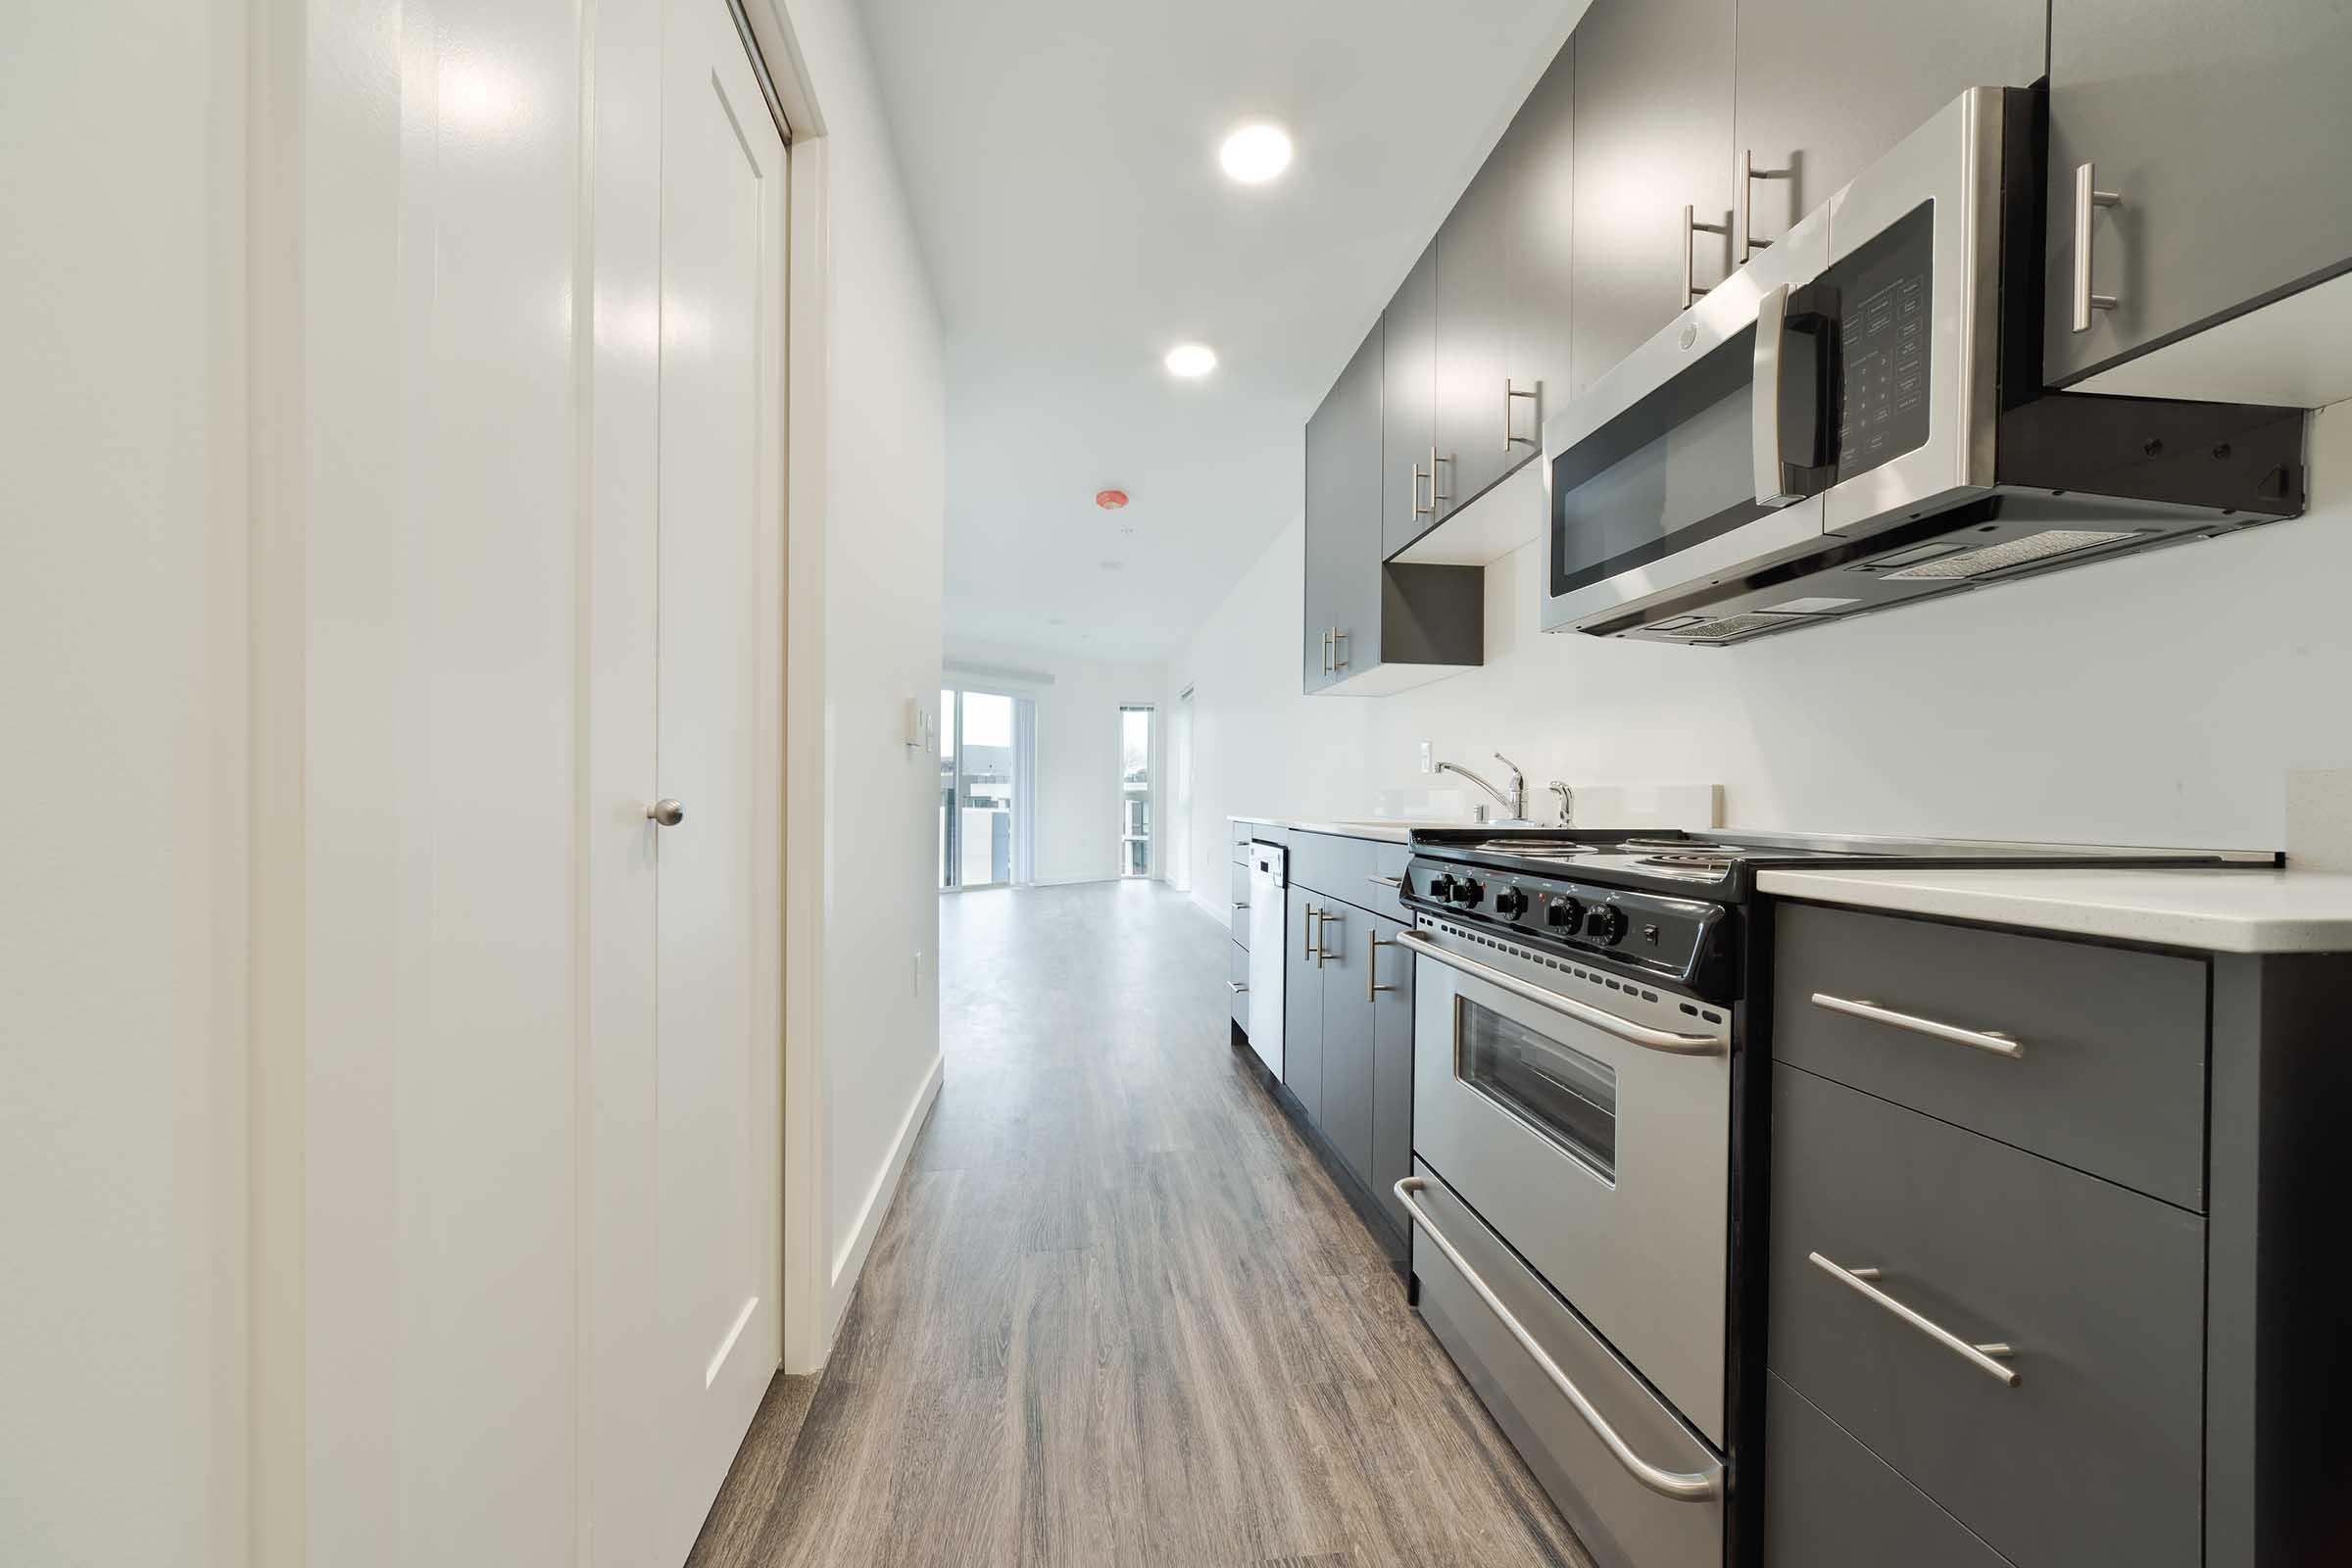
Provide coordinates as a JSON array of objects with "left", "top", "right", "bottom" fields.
[
  {"left": 1733, "top": 0, "right": 2045, "bottom": 262},
  {"left": 1770, "top": 1066, "right": 2204, "bottom": 1568},
  {"left": 1368, "top": 911, "right": 1413, "bottom": 1237},
  {"left": 1285, "top": 892, "right": 1324, "bottom": 1124},
  {"left": 1382, "top": 241, "right": 1439, "bottom": 559},
  {"left": 1767, "top": 903, "right": 2352, "bottom": 1567},
  {"left": 1570, "top": 0, "right": 1735, "bottom": 397},
  {"left": 2043, "top": 0, "right": 2352, "bottom": 385},
  {"left": 1255, "top": 838, "right": 1416, "bottom": 1261},
  {"left": 1765, "top": 1375, "right": 2009, "bottom": 1568}
]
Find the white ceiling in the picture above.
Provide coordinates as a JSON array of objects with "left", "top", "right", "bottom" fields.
[{"left": 858, "top": 0, "right": 1586, "bottom": 662}]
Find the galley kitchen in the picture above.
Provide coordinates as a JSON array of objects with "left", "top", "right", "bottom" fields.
[{"left": 23, "top": 1, "right": 2352, "bottom": 1566}]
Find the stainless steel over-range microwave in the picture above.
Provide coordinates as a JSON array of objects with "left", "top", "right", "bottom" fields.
[{"left": 1540, "top": 86, "right": 2307, "bottom": 645}]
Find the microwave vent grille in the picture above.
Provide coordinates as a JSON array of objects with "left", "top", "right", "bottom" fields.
[
  {"left": 1885, "top": 528, "right": 2140, "bottom": 581},
  {"left": 1658, "top": 612, "right": 1816, "bottom": 643}
]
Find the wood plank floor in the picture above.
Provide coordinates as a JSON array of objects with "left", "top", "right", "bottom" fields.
[{"left": 688, "top": 880, "right": 1589, "bottom": 1568}]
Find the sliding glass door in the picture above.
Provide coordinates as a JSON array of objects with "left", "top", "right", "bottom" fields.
[
  {"left": 938, "top": 688, "right": 1020, "bottom": 890},
  {"left": 1119, "top": 705, "right": 1153, "bottom": 878}
]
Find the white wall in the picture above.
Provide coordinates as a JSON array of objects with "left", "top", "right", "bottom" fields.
[
  {"left": 767, "top": 0, "right": 951, "bottom": 1341},
  {"left": 946, "top": 640, "right": 1169, "bottom": 885},
  {"left": 1175, "top": 404, "right": 2352, "bottom": 924},
  {"left": 1, "top": 2, "right": 250, "bottom": 1561}
]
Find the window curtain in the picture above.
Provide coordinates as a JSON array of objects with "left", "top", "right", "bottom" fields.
[{"left": 1012, "top": 696, "right": 1038, "bottom": 886}]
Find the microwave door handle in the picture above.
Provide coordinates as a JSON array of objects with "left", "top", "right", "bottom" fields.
[{"left": 1752, "top": 281, "right": 1806, "bottom": 509}]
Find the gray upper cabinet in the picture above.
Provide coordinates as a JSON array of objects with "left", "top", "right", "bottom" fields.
[
  {"left": 1381, "top": 241, "right": 1440, "bottom": 559},
  {"left": 2043, "top": 0, "right": 2352, "bottom": 385},
  {"left": 1434, "top": 150, "right": 1516, "bottom": 519},
  {"left": 1504, "top": 41, "right": 1575, "bottom": 470},
  {"left": 1304, "top": 321, "right": 1383, "bottom": 694},
  {"left": 1733, "top": 0, "right": 2045, "bottom": 264},
  {"left": 1570, "top": 0, "right": 1735, "bottom": 397}
]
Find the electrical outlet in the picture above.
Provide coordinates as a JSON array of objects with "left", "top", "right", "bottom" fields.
[{"left": 1418, "top": 740, "right": 1434, "bottom": 773}]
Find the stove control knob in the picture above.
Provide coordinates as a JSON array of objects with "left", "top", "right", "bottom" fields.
[
  {"left": 1494, "top": 888, "right": 1528, "bottom": 918},
  {"left": 1585, "top": 904, "right": 1628, "bottom": 946},
  {"left": 1427, "top": 874, "right": 1455, "bottom": 903},
  {"left": 1546, "top": 896, "right": 1584, "bottom": 931},
  {"left": 1449, "top": 878, "right": 1484, "bottom": 908}
]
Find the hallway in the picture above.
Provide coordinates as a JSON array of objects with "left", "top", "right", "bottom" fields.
[{"left": 689, "top": 880, "right": 1586, "bottom": 1567}]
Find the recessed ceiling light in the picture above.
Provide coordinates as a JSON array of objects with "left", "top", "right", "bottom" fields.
[
  {"left": 1219, "top": 122, "right": 1293, "bottom": 185},
  {"left": 1164, "top": 343, "right": 1216, "bottom": 378}
]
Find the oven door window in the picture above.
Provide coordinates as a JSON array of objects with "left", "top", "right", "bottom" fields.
[{"left": 1455, "top": 998, "right": 1617, "bottom": 1183}]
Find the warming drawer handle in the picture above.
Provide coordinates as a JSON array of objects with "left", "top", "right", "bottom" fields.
[
  {"left": 1395, "top": 1178, "right": 1721, "bottom": 1502},
  {"left": 1394, "top": 929, "right": 1723, "bottom": 1055},
  {"left": 1808, "top": 1252, "right": 2021, "bottom": 1388},
  {"left": 1809, "top": 992, "right": 2023, "bottom": 1059}
]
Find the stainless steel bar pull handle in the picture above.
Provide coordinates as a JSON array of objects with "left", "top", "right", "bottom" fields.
[
  {"left": 1332, "top": 628, "right": 1348, "bottom": 671},
  {"left": 1683, "top": 204, "right": 1729, "bottom": 308},
  {"left": 1367, "top": 929, "right": 1396, "bottom": 1002},
  {"left": 1315, "top": 906, "right": 1344, "bottom": 966},
  {"left": 1393, "top": 929, "right": 1723, "bottom": 1055},
  {"left": 1411, "top": 461, "right": 1432, "bottom": 518},
  {"left": 2071, "top": 162, "right": 2123, "bottom": 333},
  {"left": 1751, "top": 282, "right": 1804, "bottom": 509},
  {"left": 1740, "top": 148, "right": 1790, "bottom": 264},
  {"left": 1504, "top": 379, "right": 1540, "bottom": 452},
  {"left": 1809, "top": 1252, "right": 2021, "bottom": 1388},
  {"left": 1431, "top": 448, "right": 1452, "bottom": 507},
  {"left": 1396, "top": 1178, "right": 1721, "bottom": 1501},
  {"left": 1810, "top": 993, "right": 2022, "bottom": 1058},
  {"left": 1226, "top": 979, "right": 1248, "bottom": 994},
  {"left": 1302, "top": 904, "right": 1320, "bottom": 960},
  {"left": 1365, "top": 874, "right": 1403, "bottom": 889}
]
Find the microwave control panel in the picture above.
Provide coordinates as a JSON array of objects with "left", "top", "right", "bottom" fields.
[{"left": 1831, "top": 199, "right": 1936, "bottom": 483}]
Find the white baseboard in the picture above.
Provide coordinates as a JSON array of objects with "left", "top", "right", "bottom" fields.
[{"left": 824, "top": 1051, "right": 944, "bottom": 1347}]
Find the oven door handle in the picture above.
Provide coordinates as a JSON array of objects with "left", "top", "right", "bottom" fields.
[
  {"left": 1395, "top": 1177, "right": 1721, "bottom": 1502},
  {"left": 1394, "top": 929, "right": 1723, "bottom": 1055}
]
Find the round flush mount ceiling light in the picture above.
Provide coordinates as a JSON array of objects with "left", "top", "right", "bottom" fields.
[
  {"left": 1164, "top": 343, "right": 1217, "bottom": 378},
  {"left": 1219, "top": 122, "right": 1293, "bottom": 185},
  {"left": 1095, "top": 488, "right": 1129, "bottom": 510}
]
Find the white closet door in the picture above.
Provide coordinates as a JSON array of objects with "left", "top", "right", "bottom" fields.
[{"left": 649, "top": 0, "right": 788, "bottom": 1555}]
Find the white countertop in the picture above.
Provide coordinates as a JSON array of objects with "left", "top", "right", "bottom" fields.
[
  {"left": 1230, "top": 814, "right": 1422, "bottom": 845},
  {"left": 1756, "top": 866, "right": 2352, "bottom": 954}
]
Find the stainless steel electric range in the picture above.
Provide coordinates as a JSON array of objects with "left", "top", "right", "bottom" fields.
[{"left": 1392, "top": 827, "right": 2274, "bottom": 1568}]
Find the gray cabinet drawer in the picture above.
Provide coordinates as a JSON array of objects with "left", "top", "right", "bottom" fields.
[
  {"left": 1770, "top": 1067, "right": 2204, "bottom": 1568},
  {"left": 1288, "top": 831, "right": 1371, "bottom": 904},
  {"left": 1362, "top": 841, "right": 1411, "bottom": 922},
  {"left": 1765, "top": 1373, "right": 2011, "bottom": 1568},
  {"left": 1228, "top": 941, "right": 1250, "bottom": 1030},
  {"left": 1772, "top": 902, "right": 2207, "bottom": 1207}
]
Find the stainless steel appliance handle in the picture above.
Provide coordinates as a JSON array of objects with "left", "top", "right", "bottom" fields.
[
  {"left": 1751, "top": 282, "right": 1803, "bottom": 509},
  {"left": 1808, "top": 1252, "right": 2020, "bottom": 1388},
  {"left": 1809, "top": 992, "right": 2022, "bottom": 1059},
  {"left": 1396, "top": 1178, "right": 1721, "bottom": 1501},
  {"left": 2070, "top": 162, "right": 2123, "bottom": 333},
  {"left": 1395, "top": 929, "right": 1723, "bottom": 1055},
  {"left": 1683, "top": 204, "right": 1729, "bottom": 308}
]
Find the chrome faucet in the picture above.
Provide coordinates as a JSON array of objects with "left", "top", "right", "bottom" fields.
[
  {"left": 1434, "top": 752, "right": 1531, "bottom": 825},
  {"left": 1546, "top": 780, "right": 1573, "bottom": 827}
]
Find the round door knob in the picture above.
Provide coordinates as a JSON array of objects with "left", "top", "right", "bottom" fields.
[{"left": 647, "top": 798, "right": 685, "bottom": 827}]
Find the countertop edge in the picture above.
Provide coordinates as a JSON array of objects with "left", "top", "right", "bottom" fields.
[{"left": 1755, "top": 867, "right": 2352, "bottom": 955}]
